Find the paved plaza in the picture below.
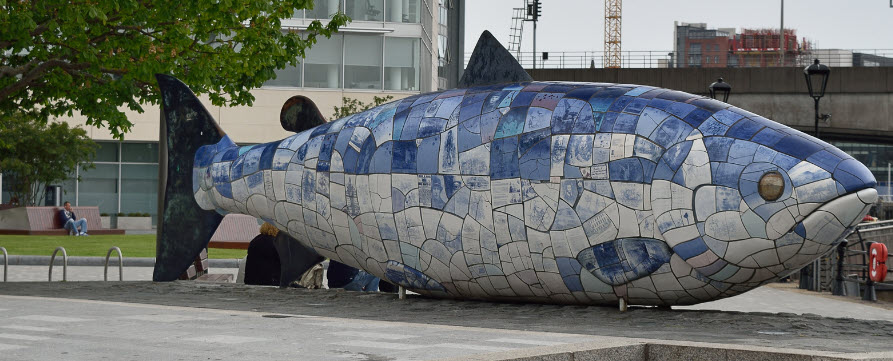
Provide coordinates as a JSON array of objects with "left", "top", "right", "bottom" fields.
[{"left": 0, "top": 263, "right": 891, "bottom": 360}]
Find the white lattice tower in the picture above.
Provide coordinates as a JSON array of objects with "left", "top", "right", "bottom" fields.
[
  {"left": 508, "top": 7, "right": 525, "bottom": 59},
  {"left": 604, "top": 0, "right": 622, "bottom": 68}
]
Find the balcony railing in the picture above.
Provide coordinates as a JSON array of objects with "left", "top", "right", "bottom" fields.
[{"left": 467, "top": 49, "right": 893, "bottom": 69}]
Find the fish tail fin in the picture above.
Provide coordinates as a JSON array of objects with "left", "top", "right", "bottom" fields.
[{"left": 153, "top": 74, "right": 226, "bottom": 282}]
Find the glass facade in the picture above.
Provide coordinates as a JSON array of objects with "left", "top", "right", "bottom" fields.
[
  {"left": 76, "top": 142, "right": 160, "bottom": 224},
  {"left": 264, "top": 33, "right": 421, "bottom": 91},
  {"left": 266, "top": 0, "right": 425, "bottom": 90},
  {"left": 303, "top": 0, "right": 419, "bottom": 22}
]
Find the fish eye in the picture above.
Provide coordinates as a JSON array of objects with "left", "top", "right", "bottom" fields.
[{"left": 758, "top": 171, "right": 785, "bottom": 201}]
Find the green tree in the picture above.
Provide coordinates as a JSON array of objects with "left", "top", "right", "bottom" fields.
[
  {"left": 0, "top": 113, "right": 98, "bottom": 206},
  {"left": 0, "top": 0, "right": 349, "bottom": 139},
  {"left": 332, "top": 95, "right": 395, "bottom": 119}
]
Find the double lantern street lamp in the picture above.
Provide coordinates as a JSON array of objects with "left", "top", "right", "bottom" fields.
[
  {"left": 708, "top": 77, "right": 732, "bottom": 103},
  {"left": 804, "top": 59, "right": 831, "bottom": 138}
]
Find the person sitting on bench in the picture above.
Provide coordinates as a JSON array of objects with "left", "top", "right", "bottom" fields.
[{"left": 59, "top": 201, "right": 88, "bottom": 236}]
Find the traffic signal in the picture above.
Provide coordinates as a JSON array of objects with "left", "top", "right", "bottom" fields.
[{"left": 526, "top": 0, "right": 541, "bottom": 20}]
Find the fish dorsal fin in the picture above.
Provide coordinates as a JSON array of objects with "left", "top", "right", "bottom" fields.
[
  {"left": 280, "top": 95, "right": 327, "bottom": 133},
  {"left": 459, "top": 31, "right": 533, "bottom": 88}
]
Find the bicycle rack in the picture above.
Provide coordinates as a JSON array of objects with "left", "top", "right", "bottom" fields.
[
  {"left": 1, "top": 247, "right": 7, "bottom": 282},
  {"left": 104, "top": 247, "right": 123, "bottom": 281},
  {"left": 49, "top": 246, "right": 68, "bottom": 282}
]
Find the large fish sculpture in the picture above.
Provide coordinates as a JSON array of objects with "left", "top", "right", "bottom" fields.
[{"left": 153, "top": 32, "right": 877, "bottom": 306}]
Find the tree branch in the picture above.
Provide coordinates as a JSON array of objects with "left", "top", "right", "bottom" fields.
[{"left": 0, "top": 59, "right": 91, "bottom": 102}]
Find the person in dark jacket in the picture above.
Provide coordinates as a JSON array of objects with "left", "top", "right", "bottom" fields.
[
  {"left": 327, "top": 260, "right": 379, "bottom": 292},
  {"left": 59, "top": 202, "right": 88, "bottom": 236},
  {"left": 244, "top": 223, "right": 281, "bottom": 286}
]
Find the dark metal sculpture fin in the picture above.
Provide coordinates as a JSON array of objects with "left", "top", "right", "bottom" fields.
[
  {"left": 281, "top": 95, "right": 327, "bottom": 133},
  {"left": 458, "top": 30, "right": 533, "bottom": 88},
  {"left": 273, "top": 232, "right": 325, "bottom": 288},
  {"left": 153, "top": 74, "right": 226, "bottom": 282}
]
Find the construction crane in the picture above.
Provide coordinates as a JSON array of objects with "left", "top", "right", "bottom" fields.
[{"left": 604, "top": 0, "right": 622, "bottom": 68}]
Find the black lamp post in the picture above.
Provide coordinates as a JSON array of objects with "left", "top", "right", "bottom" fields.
[
  {"left": 804, "top": 59, "right": 831, "bottom": 138},
  {"left": 708, "top": 77, "right": 732, "bottom": 102}
]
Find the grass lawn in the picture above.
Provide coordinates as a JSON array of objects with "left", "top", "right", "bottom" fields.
[{"left": 0, "top": 234, "right": 247, "bottom": 259}]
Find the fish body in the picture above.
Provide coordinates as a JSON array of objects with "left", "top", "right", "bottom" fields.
[
  {"left": 187, "top": 80, "right": 875, "bottom": 305},
  {"left": 153, "top": 32, "right": 877, "bottom": 306}
]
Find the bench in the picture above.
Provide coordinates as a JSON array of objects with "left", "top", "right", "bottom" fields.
[
  {"left": 0, "top": 206, "right": 125, "bottom": 235},
  {"left": 207, "top": 214, "right": 260, "bottom": 250}
]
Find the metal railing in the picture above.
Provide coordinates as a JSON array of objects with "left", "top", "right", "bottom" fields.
[
  {"left": 48, "top": 247, "right": 68, "bottom": 282},
  {"left": 830, "top": 222, "right": 893, "bottom": 301},
  {"left": 470, "top": 49, "right": 893, "bottom": 69},
  {"left": 0, "top": 246, "right": 129, "bottom": 282}
]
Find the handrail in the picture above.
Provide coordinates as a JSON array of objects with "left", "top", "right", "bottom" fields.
[
  {"left": 104, "top": 247, "right": 123, "bottom": 281},
  {"left": 1, "top": 247, "right": 7, "bottom": 282},
  {"left": 48, "top": 246, "right": 67, "bottom": 282}
]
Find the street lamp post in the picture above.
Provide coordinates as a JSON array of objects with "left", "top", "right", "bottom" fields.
[
  {"left": 708, "top": 77, "right": 732, "bottom": 102},
  {"left": 804, "top": 59, "right": 831, "bottom": 138}
]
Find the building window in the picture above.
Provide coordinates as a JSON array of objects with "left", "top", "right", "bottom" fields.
[
  {"left": 304, "top": 34, "right": 343, "bottom": 88},
  {"left": 438, "top": 0, "right": 450, "bottom": 25},
  {"left": 346, "top": 0, "right": 383, "bottom": 21},
  {"left": 265, "top": 65, "right": 303, "bottom": 88},
  {"left": 344, "top": 35, "right": 383, "bottom": 90},
  {"left": 306, "top": 0, "right": 341, "bottom": 19},
  {"left": 437, "top": 34, "right": 448, "bottom": 77},
  {"left": 385, "top": 0, "right": 420, "bottom": 23},
  {"left": 120, "top": 163, "right": 158, "bottom": 220},
  {"left": 76, "top": 142, "right": 161, "bottom": 224},
  {"left": 385, "top": 37, "right": 420, "bottom": 91},
  {"left": 78, "top": 164, "right": 118, "bottom": 217}
]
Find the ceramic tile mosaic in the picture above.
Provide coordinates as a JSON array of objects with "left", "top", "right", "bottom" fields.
[{"left": 182, "top": 79, "right": 878, "bottom": 306}]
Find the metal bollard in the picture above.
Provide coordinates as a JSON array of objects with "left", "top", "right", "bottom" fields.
[
  {"left": 104, "top": 247, "right": 123, "bottom": 281},
  {"left": 1, "top": 247, "right": 7, "bottom": 282},
  {"left": 49, "top": 247, "right": 68, "bottom": 282},
  {"left": 863, "top": 242, "right": 877, "bottom": 302},
  {"left": 832, "top": 240, "right": 848, "bottom": 296}
]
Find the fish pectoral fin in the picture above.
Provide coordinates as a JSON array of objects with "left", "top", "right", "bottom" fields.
[{"left": 280, "top": 95, "right": 327, "bottom": 133}]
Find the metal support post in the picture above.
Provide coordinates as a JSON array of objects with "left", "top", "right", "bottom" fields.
[{"left": 832, "top": 241, "right": 847, "bottom": 296}]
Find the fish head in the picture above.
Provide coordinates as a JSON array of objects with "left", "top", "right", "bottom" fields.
[{"left": 651, "top": 106, "right": 876, "bottom": 287}]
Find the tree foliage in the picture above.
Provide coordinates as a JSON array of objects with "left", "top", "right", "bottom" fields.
[
  {"left": 331, "top": 95, "right": 395, "bottom": 119},
  {"left": 0, "top": 0, "right": 349, "bottom": 139},
  {"left": 0, "top": 113, "right": 98, "bottom": 206}
]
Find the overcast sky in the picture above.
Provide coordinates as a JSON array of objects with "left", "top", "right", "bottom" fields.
[{"left": 465, "top": 0, "right": 893, "bottom": 57}]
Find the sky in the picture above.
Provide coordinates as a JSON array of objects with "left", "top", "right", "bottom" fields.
[{"left": 465, "top": 0, "right": 893, "bottom": 57}]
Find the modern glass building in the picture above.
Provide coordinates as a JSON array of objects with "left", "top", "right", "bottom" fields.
[{"left": 1, "top": 0, "right": 466, "bottom": 225}]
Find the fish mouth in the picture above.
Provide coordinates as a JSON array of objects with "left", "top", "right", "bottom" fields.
[
  {"left": 779, "top": 188, "right": 877, "bottom": 273},
  {"left": 798, "top": 187, "right": 877, "bottom": 244}
]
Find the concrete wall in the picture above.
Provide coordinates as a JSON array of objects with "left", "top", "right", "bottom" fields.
[
  {"left": 58, "top": 88, "right": 416, "bottom": 144},
  {"left": 528, "top": 67, "right": 893, "bottom": 141}
]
